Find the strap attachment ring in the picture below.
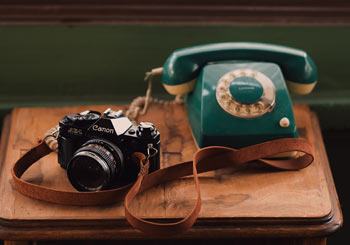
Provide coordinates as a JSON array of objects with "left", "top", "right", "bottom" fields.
[{"left": 43, "top": 125, "right": 59, "bottom": 152}]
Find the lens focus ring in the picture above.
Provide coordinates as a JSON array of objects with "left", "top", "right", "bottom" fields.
[{"left": 76, "top": 143, "right": 117, "bottom": 175}]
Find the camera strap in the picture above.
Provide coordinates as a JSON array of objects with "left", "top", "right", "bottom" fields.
[{"left": 12, "top": 137, "right": 314, "bottom": 236}]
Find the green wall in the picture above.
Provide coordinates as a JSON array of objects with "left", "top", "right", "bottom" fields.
[{"left": 0, "top": 25, "right": 349, "bottom": 129}]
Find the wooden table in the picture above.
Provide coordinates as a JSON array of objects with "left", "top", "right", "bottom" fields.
[{"left": 0, "top": 104, "right": 342, "bottom": 245}]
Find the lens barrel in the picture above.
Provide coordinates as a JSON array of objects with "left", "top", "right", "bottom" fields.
[{"left": 67, "top": 139, "right": 124, "bottom": 191}]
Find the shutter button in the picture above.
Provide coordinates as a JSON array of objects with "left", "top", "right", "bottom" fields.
[{"left": 137, "top": 122, "right": 155, "bottom": 138}]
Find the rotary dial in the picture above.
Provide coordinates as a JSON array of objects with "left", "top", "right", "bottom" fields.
[{"left": 216, "top": 69, "right": 276, "bottom": 118}]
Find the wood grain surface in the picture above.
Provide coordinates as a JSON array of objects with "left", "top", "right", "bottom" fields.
[
  {"left": 0, "top": 104, "right": 342, "bottom": 240},
  {"left": 2, "top": 237, "right": 328, "bottom": 245},
  {"left": 1, "top": 0, "right": 350, "bottom": 25}
]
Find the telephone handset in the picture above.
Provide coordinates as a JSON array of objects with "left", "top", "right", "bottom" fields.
[{"left": 152, "top": 42, "right": 318, "bottom": 148}]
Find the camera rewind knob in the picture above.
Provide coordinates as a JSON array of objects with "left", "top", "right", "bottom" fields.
[{"left": 61, "top": 111, "right": 100, "bottom": 127}]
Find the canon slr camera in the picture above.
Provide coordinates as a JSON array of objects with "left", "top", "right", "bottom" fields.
[{"left": 57, "top": 108, "right": 160, "bottom": 192}]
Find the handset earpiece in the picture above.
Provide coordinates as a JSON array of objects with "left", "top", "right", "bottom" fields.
[{"left": 160, "top": 42, "right": 318, "bottom": 96}]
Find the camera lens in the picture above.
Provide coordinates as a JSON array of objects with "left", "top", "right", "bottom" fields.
[{"left": 67, "top": 140, "right": 124, "bottom": 192}]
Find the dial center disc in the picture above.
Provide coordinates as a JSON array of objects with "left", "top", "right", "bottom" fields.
[{"left": 229, "top": 76, "right": 264, "bottom": 104}]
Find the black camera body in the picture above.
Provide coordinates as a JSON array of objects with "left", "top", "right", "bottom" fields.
[{"left": 57, "top": 108, "right": 160, "bottom": 192}]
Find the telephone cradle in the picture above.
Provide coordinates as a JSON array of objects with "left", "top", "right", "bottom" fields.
[{"left": 154, "top": 42, "right": 318, "bottom": 148}]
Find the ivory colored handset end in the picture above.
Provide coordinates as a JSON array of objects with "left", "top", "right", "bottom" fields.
[
  {"left": 287, "top": 80, "right": 317, "bottom": 95},
  {"left": 150, "top": 67, "right": 163, "bottom": 76},
  {"left": 146, "top": 66, "right": 196, "bottom": 95},
  {"left": 162, "top": 80, "right": 196, "bottom": 95}
]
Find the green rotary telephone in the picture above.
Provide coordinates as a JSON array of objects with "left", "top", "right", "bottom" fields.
[{"left": 149, "top": 42, "right": 318, "bottom": 148}]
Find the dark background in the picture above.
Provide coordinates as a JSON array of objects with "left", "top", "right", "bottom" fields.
[{"left": 324, "top": 131, "right": 348, "bottom": 244}]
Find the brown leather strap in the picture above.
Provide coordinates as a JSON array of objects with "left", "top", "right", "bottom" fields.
[
  {"left": 12, "top": 138, "right": 314, "bottom": 236},
  {"left": 12, "top": 141, "right": 135, "bottom": 205}
]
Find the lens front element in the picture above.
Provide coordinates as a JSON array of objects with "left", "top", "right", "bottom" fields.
[{"left": 67, "top": 140, "right": 124, "bottom": 192}]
